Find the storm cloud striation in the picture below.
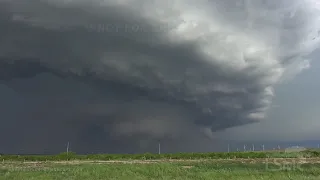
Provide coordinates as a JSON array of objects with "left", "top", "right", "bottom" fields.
[{"left": 0, "top": 0, "right": 320, "bottom": 153}]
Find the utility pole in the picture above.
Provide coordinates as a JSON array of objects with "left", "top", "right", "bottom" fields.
[
  {"left": 228, "top": 144, "right": 230, "bottom": 153},
  {"left": 252, "top": 144, "right": 255, "bottom": 151},
  {"left": 158, "top": 142, "right": 161, "bottom": 154},
  {"left": 244, "top": 144, "right": 246, "bottom": 152},
  {"left": 66, "top": 142, "right": 70, "bottom": 155},
  {"left": 262, "top": 144, "right": 265, "bottom": 151}
]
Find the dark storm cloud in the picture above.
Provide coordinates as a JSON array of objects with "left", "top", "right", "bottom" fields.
[{"left": 0, "top": 0, "right": 319, "bottom": 153}]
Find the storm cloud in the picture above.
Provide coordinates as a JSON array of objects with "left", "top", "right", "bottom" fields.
[{"left": 0, "top": 0, "right": 320, "bottom": 153}]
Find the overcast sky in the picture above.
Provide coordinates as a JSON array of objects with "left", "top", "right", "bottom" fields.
[
  {"left": 222, "top": 52, "right": 320, "bottom": 141},
  {"left": 0, "top": 0, "right": 320, "bottom": 153}
]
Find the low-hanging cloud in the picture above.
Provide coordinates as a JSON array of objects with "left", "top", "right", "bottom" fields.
[{"left": 0, "top": 0, "right": 320, "bottom": 153}]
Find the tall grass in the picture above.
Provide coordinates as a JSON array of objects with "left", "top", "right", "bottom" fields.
[{"left": 1, "top": 160, "right": 320, "bottom": 180}]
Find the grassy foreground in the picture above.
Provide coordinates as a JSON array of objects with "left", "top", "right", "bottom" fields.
[
  {"left": 1, "top": 149, "right": 320, "bottom": 161},
  {"left": 1, "top": 151, "right": 320, "bottom": 179},
  {"left": 1, "top": 159, "right": 320, "bottom": 180}
]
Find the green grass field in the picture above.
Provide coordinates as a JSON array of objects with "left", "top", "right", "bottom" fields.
[
  {"left": 1, "top": 159, "right": 320, "bottom": 180},
  {"left": 1, "top": 150, "right": 320, "bottom": 179},
  {"left": 1, "top": 149, "right": 320, "bottom": 161}
]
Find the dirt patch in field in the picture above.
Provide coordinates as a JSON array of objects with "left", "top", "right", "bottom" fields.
[{"left": 181, "top": 165, "right": 194, "bottom": 169}]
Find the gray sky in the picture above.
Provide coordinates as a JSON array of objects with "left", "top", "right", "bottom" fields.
[
  {"left": 0, "top": 0, "right": 320, "bottom": 153},
  {"left": 223, "top": 53, "right": 320, "bottom": 141}
]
